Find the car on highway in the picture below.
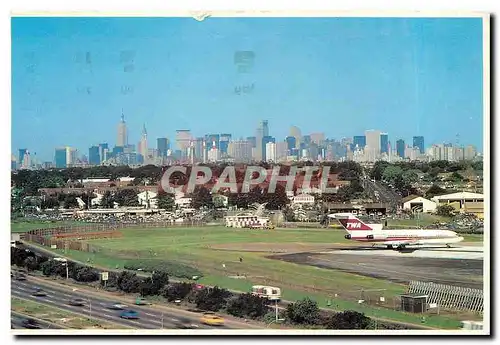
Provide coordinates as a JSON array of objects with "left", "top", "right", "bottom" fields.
[
  {"left": 31, "top": 288, "right": 47, "bottom": 297},
  {"left": 174, "top": 317, "right": 199, "bottom": 329},
  {"left": 120, "top": 310, "right": 139, "bottom": 319},
  {"left": 22, "top": 318, "right": 41, "bottom": 329},
  {"left": 200, "top": 312, "right": 224, "bottom": 326},
  {"left": 14, "top": 273, "right": 27, "bottom": 281},
  {"left": 108, "top": 303, "right": 128, "bottom": 310},
  {"left": 68, "top": 298, "right": 86, "bottom": 306}
]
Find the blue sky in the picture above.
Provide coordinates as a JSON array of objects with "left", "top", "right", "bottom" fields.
[{"left": 11, "top": 16, "right": 484, "bottom": 162}]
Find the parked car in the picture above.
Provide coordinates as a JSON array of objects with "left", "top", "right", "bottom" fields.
[
  {"left": 32, "top": 288, "right": 47, "bottom": 297},
  {"left": 120, "top": 310, "right": 139, "bottom": 319},
  {"left": 135, "top": 297, "right": 151, "bottom": 305},
  {"left": 200, "top": 312, "right": 224, "bottom": 326},
  {"left": 22, "top": 318, "right": 41, "bottom": 329},
  {"left": 68, "top": 298, "right": 86, "bottom": 306}
]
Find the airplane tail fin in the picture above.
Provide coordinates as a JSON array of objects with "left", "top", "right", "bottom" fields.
[{"left": 328, "top": 213, "right": 373, "bottom": 234}]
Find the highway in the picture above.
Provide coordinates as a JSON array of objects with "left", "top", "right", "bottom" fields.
[
  {"left": 11, "top": 278, "right": 236, "bottom": 330},
  {"left": 362, "top": 177, "right": 401, "bottom": 210},
  {"left": 11, "top": 311, "right": 64, "bottom": 329}
]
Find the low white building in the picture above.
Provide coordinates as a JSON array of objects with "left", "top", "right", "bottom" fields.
[
  {"left": 292, "top": 193, "right": 315, "bottom": 206},
  {"left": 401, "top": 195, "right": 437, "bottom": 213},
  {"left": 175, "top": 197, "right": 192, "bottom": 208},
  {"left": 137, "top": 191, "right": 158, "bottom": 209}
]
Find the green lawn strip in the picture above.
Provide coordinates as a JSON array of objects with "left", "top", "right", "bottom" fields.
[{"left": 11, "top": 297, "right": 129, "bottom": 329}]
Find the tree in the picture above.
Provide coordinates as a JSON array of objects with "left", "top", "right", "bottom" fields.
[
  {"left": 23, "top": 256, "right": 39, "bottom": 271},
  {"left": 161, "top": 282, "right": 194, "bottom": 302},
  {"left": 285, "top": 297, "right": 320, "bottom": 325},
  {"left": 382, "top": 165, "right": 404, "bottom": 185},
  {"left": 226, "top": 293, "right": 270, "bottom": 319},
  {"left": 116, "top": 271, "right": 142, "bottom": 293},
  {"left": 157, "top": 193, "right": 175, "bottom": 211},
  {"left": 191, "top": 186, "right": 214, "bottom": 209},
  {"left": 75, "top": 266, "right": 100, "bottom": 282},
  {"left": 194, "top": 286, "right": 232, "bottom": 312},
  {"left": 436, "top": 204, "right": 455, "bottom": 217},
  {"left": 425, "top": 184, "right": 447, "bottom": 199},
  {"left": 370, "top": 161, "right": 390, "bottom": 181},
  {"left": 100, "top": 191, "right": 116, "bottom": 208},
  {"left": 115, "top": 189, "right": 139, "bottom": 207},
  {"left": 325, "top": 310, "right": 372, "bottom": 329},
  {"left": 402, "top": 169, "right": 420, "bottom": 185}
]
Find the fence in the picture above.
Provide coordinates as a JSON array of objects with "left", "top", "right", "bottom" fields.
[
  {"left": 21, "top": 221, "right": 207, "bottom": 245},
  {"left": 407, "top": 281, "right": 483, "bottom": 313}
]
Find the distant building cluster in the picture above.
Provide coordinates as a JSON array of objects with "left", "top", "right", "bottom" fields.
[{"left": 12, "top": 115, "right": 481, "bottom": 170}]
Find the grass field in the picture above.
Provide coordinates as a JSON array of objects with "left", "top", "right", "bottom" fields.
[
  {"left": 11, "top": 297, "right": 129, "bottom": 329},
  {"left": 36, "top": 225, "right": 482, "bottom": 329}
]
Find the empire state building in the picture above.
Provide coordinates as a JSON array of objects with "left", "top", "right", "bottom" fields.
[{"left": 117, "top": 112, "right": 128, "bottom": 147}]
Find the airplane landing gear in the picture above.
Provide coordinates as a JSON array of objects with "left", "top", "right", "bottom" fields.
[
  {"left": 386, "top": 245, "right": 393, "bottom": 249},
  {"left": 446, "top": 244, "right": 451, "bottom": 248},
  {"left": 396, "top": 245, "right": 406, "bottom": 251}
]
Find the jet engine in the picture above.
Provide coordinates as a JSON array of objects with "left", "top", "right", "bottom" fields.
[
  {"left": 366, "top": 234, "right": 388, "bottom": 240},
  {"left": 344, "top": 234, "right": 351, "bottom": 239}
]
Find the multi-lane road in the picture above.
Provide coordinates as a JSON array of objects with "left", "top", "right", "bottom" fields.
[
  {"left": 12, "top": 278, "right": 254, "bottom": 330},
  {"left": 11, "top": 311, "right": 64, "bottom": 329},
  {"left": 362, "top": 177, "right": 402, "bottom": 210}
]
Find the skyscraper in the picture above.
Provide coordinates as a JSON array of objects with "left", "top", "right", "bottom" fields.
[
  {"left": 117, "top": 112, "right": 128, "bottom": 147},
  {"left": 353, "top": 136, "right": 366, "bottom": 150},
  {"left": 175, "top": 130, "right": 192, "bottom": 150},
  {"left": 262, "top": 136, "right": 275, "bottom": 161},
  {"left": 285, "top": 136, "right": 296, "bottom": 151},
  {"left": 138, "top": 124, "right": 148, "bottom": 162},
  {"left": 365, "top": 129, "right": 382, "bottom": 162},
  {"left": 413, "top": 136, "right": 425, "bottom": 154},
  {"left": 89, "top": 146, "right": 100, "bottom": 165},
  {"left": 310, "top": 132, "right": 325, "bottom": 146},
  {"left": 289, "top": 126, "right": 301, "bottom": 149},
  {"left": 157, "top": 138, "right": 170, "bottom": 157},
  {"left": 396, "top": 139, "right": 405, "bottom": 158},
  {"left": 99, "top": 143, "right": 109, "bottom": 162},
  {"left": 18, "top": 148, "right": 27, "bottom": 167},
  {"left": 380, "top": 133, "right": 389, "bottom": 154},
  {"left": 219, "top": 134, "right": 232, "bottom": 154},
  {"left": 55, "top": 147, "right": 75, "bottom": 168},
  {"left": 255, "top": 120, "right": 269, "bottom": 161}
]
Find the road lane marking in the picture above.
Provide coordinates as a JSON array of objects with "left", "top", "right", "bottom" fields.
[{"left": 144, "top": 313, "right": 155, "bottom": 317}]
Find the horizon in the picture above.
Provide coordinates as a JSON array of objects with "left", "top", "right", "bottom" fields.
[{"left": 11, "top": 16, "right": 484, "bottom": 162}]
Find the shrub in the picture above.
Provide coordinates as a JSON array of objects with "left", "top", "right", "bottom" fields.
[{"left": 123, "top": 259, "right": 203, "bottom": 279}]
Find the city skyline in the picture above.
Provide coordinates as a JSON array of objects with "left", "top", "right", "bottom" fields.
[{"left": 12, "top": 17, "right": 484, "bottom": 162}]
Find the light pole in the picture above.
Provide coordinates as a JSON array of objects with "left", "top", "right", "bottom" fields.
[{"left": 88, "top": 298, "right": 92, "bottom": 319}]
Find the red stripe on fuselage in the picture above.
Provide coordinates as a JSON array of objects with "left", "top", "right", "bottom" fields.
[{"left": 350, "top": 236, "right": 455, "bottom": 242}]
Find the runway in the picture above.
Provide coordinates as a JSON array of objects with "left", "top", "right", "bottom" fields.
[
  {"left": 318, "top": 245, "right": 484, "bottom": 261},
  {"left": 11, "top": 278, "right": 240, "bottom": 330},
  {"left": 270, "top": 245, "right": 484, "bottom": 289}
]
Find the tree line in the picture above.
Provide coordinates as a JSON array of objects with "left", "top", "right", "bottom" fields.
[{"left": 11, "top": 246, "right": 406, "bottom": 330}]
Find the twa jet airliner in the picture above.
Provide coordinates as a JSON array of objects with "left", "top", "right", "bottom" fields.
[{"left": 328, "top": 213, "right": 464, "bottom": 250}]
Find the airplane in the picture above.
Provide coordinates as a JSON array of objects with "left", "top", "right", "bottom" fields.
[{"left": 328, "top": 213, "right": 464, "bottom": 251}]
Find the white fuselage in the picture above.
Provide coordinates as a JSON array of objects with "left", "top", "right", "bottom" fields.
[{"left": 347, "top": 228, "right": 464, "bottom": 247}]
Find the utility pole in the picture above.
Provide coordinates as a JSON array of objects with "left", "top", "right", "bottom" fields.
[{"left": 275, "top": 299, "right": 278, "bottom": 322}]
